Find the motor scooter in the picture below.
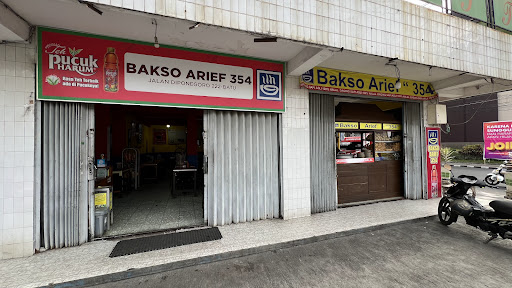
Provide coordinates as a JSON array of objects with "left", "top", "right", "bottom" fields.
[
  {"left": 484, "top": 161, "right": 508, "bottom": 186},
  {"left": 438, "top": 164, "right": 512, "bottom": 242}
]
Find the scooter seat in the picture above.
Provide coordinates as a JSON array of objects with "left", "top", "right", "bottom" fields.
[{"left": 489, "top": 200, "right": 512, "bottom": 218}]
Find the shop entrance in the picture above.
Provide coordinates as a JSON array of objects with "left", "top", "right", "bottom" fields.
[
  {"left": 94, "top": 104, "right": 204, "bottom": 237},
  {"left": 334, "top": 98, "right": 404, "bottom": 205}
]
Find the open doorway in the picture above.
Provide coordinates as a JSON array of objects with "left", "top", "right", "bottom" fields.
[
  {"left": 94, "top": 104, "right": 204, "bottom": 237},
  {"left": 334, "top": 98, "right": 404, "bottom": 205}
]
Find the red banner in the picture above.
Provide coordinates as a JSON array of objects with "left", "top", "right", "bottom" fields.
[
  {"left": 426, "top": 127, "right": 441, "bottom": 199},
  {"left": 37, "top": 27, "right": 285, "bottom": 112}
]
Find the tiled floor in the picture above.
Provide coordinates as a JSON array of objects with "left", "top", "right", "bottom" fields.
[{"left": 104, "top": 180, "right": 204, "bottom": 237}]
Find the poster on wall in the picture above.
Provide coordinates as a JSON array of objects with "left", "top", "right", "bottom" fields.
[
  {"left": 483, "top": 121, "right": 512, "bottom": 160},
  {"left": 426, "top": 127, "right": 441, "bottom": 199},
  {"left": 37, "top": 27, "right": 285, "bottom": 112}
]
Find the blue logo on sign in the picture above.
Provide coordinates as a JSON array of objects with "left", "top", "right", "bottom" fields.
[
  {"left": 428, "top": 130, "right": 438, "bottom": 145},
  {"left": 301, "top": 69, "right": 314, "bottom": 83},
  {"left": 257, "top": 70, "right": 281, "bottom": 101}
]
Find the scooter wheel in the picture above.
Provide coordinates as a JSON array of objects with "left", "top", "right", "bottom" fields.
[
  {"left": 485, "top": 175, "right": 499, "bottom": 186},
  {"left": 438, "top": 197, "right": 458, "bottom": 225}
]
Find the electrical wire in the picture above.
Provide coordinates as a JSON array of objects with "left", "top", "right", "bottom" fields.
[
  {"left": 446, "top": 98, "right": 498, "bottom": 109},
  {"left": 445, "top": 79, "right": 496, "bottom": 126}
]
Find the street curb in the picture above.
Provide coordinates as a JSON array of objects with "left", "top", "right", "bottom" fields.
[
  {"left": 452, "top": 164, "right": 495, "bottom": 169},
  {"left": 43, "top": 215, "right": 437, "bottom": 288}
]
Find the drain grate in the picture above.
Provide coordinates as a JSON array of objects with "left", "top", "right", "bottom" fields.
[{"left": 109, "top": 227, "right": 222, "bottom": 257}]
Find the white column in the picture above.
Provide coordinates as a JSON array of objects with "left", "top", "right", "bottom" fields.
[
  {"left": 281, "top": 76, "right": 311, "bottom": 219},
  {"left": 0, "top": 41, "right": 36, "bottom": 259}
]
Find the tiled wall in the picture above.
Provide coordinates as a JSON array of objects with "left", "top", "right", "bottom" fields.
[
  {"left": 282, "top": 76, "right": 310, "bottom": 220},
  {"left": 88, "top": 0, "right": 512, "bottom": 81},
  {"left": 0, "top": 42, "right": 36, "bottom": 259},
  {"left": 498, "top": 91, "right": 512, "bottom": 121}
]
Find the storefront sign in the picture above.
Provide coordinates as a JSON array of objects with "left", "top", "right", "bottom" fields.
[
  {"left": 335, "top": 122, "right": 359, "bottom": 129},
  {"left": 38, "top": 27, "right": 285, "bottom": 112},
  {"left": 336, "top": 158, "right": 374, "bottom": 164},
  {"left": 360, "top": 123, "right": 382, "bottom": 130},
  {"left": 383, "top": 123, "right": 401, "bottom": 130},
  {"left": 451, "top": 0, "right": 488, "bottom": 22},
  {"left": 426, "top": 127, "right": 441, "bottom": 199},
  {"left": 300, "top": 67, "right": 437, "bottom": 100},
  {"left": 483, "top": 121, "right": 512, "bottom": 160},
  {"left": 343, "top": 137, "right": 361, "bottom": 142},
  {"left": 494, "top": 0, "right": 512, "bottom": 31}
]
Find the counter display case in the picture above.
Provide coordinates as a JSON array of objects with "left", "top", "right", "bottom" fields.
[
  {"left": 336, "top": 131, "right": 374, "bottom": 164},
  {"left": 374, "top": 131, "right": 402, "bottom": 161}
]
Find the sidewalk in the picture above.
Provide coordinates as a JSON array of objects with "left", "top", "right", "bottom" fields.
[{"left": 2, "top": 199, "right": 439, "bottom": 288}]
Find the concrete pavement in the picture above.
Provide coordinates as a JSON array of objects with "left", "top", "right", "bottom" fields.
[
  {"left": 2, "top": 198, "right": 441, "bottom": 288},
  {"left": 1, "top": 184, "right": 506, "bottom": 288},
  {"left": 92, "top": 218, "right": 512, "bottom": 288}
]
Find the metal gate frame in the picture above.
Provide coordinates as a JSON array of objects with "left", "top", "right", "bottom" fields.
[
  {"left": 34, "top": 101, "right": 94, "bottom": 251},
  {"left": 203, "top": 110, "right": 280, "bottom": 226},
  {"left": 403, "top": 101, "right": 425, "bottom": 200}
]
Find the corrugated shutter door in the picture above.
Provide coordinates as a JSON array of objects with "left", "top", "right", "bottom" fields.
[
  {"left": 204, "top": 110, "right": 279, "bottom": 226},
  {"left": 38, "top": 101, "right": 91, "bottom": 249},
  {"left": 309, "top": 93, "right": 336, "bottom": 213},
  {"left": 403, "top": 102, "right": 423, "bottom": 199}
]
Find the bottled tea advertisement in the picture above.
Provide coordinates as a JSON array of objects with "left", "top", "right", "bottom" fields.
[
  {"left": 37, "top": 27, "right": 284, "bottom": 112},
  {"left": 483, "top": 121, "right": 512, "bottom": 160},
  {"left": 426, "top": 127, "right": 441, "bottom": 199}
]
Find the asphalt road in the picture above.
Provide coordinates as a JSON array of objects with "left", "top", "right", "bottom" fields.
[
  {"left": 451, "top": 166, "right": 506, "bottom": 190},
  {"left": 93, "top": 217, "right": 512, "bottom": 288}
]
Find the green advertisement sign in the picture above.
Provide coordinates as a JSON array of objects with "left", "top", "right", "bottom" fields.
[
  {"left": 451, "top": 0, "right": 488, "bottom": 21},
  {"left": 494, "top": 0, "right": 512, "bottom": 30},
  {"left": 424, "top": 0, "right": 443, "bottom": 6}
]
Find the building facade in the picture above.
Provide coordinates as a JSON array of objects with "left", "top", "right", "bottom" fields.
[{"left": 2, "top": 0, "right": 512, "bottom": 259}]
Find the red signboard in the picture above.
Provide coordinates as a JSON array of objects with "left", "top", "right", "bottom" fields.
[
  {"left": 336, "top": 158, "right": 374, "bottom": 164},
  {"left": 426, "top": 127, "right": 441, "bottom": 199},
  {"left": 37, "top": 27, "right": 285, "bottom": 112}
]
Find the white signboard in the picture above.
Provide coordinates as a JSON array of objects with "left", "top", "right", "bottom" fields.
[{"left": 124, "top": 52, "right": 254, "bottom": 99}]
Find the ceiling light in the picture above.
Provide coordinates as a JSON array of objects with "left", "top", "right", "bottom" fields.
[
  {"left": 166, "top": 125, "right": 170, "bottom": 128},
  {"left": 152, "top": 19, "right": 159, "bottom": 48},
  {"left": 189, "top": 22, "right": 201, "bottom": 30},
  {"left": 254, "top": 37, "right": 277, "bottom": 43},
  {"left": 395, "top": 79, "right": 401, "bottom": 89},
  {"left": 78, "top": 1, "right": 103, "bottom": 15}
]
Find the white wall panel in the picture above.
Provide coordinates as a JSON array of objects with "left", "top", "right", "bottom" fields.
[
  {"left": 88, "top": 0, "right": 512, "bottom": 81},
  {"left": 0, "top": 42, "right": 36, "bottom": 259}
]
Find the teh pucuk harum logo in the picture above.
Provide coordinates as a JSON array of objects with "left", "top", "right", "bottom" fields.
[
  {"left": 46, "top": 43, "right": 99, "bottom": 76},
  {"left": 45, "top": 75, "right": 61, "bottom": 86},
  {"left": 257, "top": 70, "right": 281, "bottom": 101}
]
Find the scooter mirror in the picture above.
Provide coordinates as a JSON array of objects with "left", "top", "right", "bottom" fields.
[{"left": 443, "top": 164, "right": 452, "bottom": 171}]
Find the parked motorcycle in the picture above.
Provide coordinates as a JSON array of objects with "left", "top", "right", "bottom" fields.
[
  {"left": 484, "top": 161, "right": 508, "bottom": 186},
  {"left": 438, "top": 164, "right": 512, "bottom": 242}
]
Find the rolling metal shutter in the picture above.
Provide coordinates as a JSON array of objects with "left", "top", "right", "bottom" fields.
[
  {"left": 35, "top": 102, "right": 93, "bottom": 250},
  {"left": 403, "top": 102, "right": 424, "bottom": 199},
  {"left": 309, "top": 93, "right": 337, "bottom": 213},
  {"left": 204, "top": 110, "right": 280, "bottom": 226}
]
